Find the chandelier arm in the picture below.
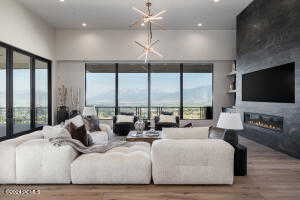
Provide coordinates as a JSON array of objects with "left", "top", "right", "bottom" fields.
[
  {"left": 151, "top": 10, "right": 167, "bottom": 18},
  {"left": 129, "top": 19, "right": 143, "bottom": 28},
  {"left": 150, "top": 40, "right": 159, "bottom": 48},
  {"left": 151, "top": 49, "right": 163, "bottom": 58},
  {"left": 138, "top": 52, "right": 146, "bottom": 59},
  {"left": 135, "top": 41, "right": 146, "bottom": 48},
  {"left": 132, "top": 7, "right": 149, "bottom": 17}
]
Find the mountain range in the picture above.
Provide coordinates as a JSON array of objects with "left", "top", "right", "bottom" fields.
[{"left": 87, "top": 85, "right": 212, "bottom": 107}]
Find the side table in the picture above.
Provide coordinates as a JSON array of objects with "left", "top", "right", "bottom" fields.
[{"left": 234, "top": 144, "right": 247, "bottom": 176}]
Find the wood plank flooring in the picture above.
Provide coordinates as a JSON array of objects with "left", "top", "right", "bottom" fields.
[{"left": 1, "top": 137, "right": 300, "bottom": 200}]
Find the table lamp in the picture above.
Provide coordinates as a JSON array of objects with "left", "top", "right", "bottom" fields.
[{"left": 217, "top": 112, "right": 244, "bottom": 146}]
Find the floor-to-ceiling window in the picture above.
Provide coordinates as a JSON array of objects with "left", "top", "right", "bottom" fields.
[
  {"left": 150, "top": 64, "right": 180, "bottom": 118},
  {"left": 183, "top": 64, "right": 213, "bottom": 119},
  {"left": 85, "top": 63, "right": 213, "bottom": 120},
  {"left": 0, "top": 42, "right": 51, "bottom": 140},
  {"left": 118, "top": 64, "right": 148, "bottom": 118},
  {"left": 13, "top": 51, "right": 31, "bottom": 134},
  {"left": 86, "top": 64, "right": 115, "bottom": 119},
  {"left": 0, "top": 47, "right": 6, "bottom": 137}
]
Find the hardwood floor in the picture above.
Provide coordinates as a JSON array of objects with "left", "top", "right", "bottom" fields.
[{"left": 1, "top": 137, "right": 300, "bottom": 200}]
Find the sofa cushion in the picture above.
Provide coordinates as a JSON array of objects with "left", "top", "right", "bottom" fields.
[
  {"left": 162, "top": 127, "right": 210, "bottom": 139},
  {"left": 151, "top": 139, "right": 234, "bottom": 184},
  {"left": 42, "top": 125, "right": 71, "bottom": 139},
  {"left": 71, "top": 142, "right": 151, "bottom": 184},
  {"left": 0, "top": 131, "right": 43, "bottom": 184},
  {"left": 16, "top": 139, "right": 78, "bottom": 184}
]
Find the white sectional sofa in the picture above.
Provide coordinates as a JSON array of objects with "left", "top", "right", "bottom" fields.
[{"left": 0, "top": 126, "right": 234, "bottom": 185}]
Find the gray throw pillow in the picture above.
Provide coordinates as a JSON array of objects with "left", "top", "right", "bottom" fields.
[{"left": 83, "top": 117, "right": 101, "bottom": 133}]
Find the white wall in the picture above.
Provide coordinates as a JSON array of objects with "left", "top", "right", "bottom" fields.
[
  {"left": 54, "top": 29, "right": 235, "bottom": 125},
  {"left": 55, "top": 29, "right": 236, "bottom": 61},
  {"left": 0, "top": 0, "right": 55, "bottom": 60},
  {"left": 0, "top": 0, "right": 56, "bottom": 124}
]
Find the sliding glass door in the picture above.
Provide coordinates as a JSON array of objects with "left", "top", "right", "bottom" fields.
[
  {"left": 0, "top": 42, "right": 51, "bottom": 140},
  {"left": 0, "top": 47, "right": 6, "bottom": 137},
  {"left": 13, "top": 51, "right": 31, "bottom": 134}
]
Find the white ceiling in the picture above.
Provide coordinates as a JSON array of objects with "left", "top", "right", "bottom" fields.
[{"left": 16, "top": 0, "right": 253, "bottom": 30}]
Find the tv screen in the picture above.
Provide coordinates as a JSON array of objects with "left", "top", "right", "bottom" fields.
[{"left": 242, "top": 62, "right": 295, "bottom": 103}]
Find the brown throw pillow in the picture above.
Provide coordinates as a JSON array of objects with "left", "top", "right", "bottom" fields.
[
  {"left": 83, "top": 117, "right": 101, "bottom": 133},
  {"left": 67, "top": 122, "right": 89, "bottom": 146}
]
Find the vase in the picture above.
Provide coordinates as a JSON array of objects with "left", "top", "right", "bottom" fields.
[{"left": 134, "top": 119, "right": 145, "bottom": 135}]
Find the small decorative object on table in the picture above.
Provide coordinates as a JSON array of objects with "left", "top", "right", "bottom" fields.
[
  {"left": 134, "top": 119, "right": 145, "bottom": 135},
  {"left": 145, "top": 129, "right": 160, "bottom": 137}
]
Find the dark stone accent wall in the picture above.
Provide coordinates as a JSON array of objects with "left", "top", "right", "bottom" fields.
[{"left": 236, "top": 0, "right": 300, "bottom": 158}]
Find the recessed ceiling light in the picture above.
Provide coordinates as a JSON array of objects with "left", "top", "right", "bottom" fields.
[
  {"left": 82, "top": 23, "right": 87, "bottom": 27},
  {"left": 198, "top": 23, "right": 203, "bottom": 27},
  {"left": 214, "top": 0, "right": 220, "bottom": 2},
  {"left": 59, "top": 0, "right": 65, "bottom": 2}
]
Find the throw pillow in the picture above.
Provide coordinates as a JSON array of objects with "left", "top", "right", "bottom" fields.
[
  {"left": 66, "top": 122, "right": 90, "bottom": 146},
  {"left": 159, "top": 114, "right": 176, "bottom": 123},
  {"left": 120, "top": 112, "right": 134, "bottom": 116},
  {"left": 208, "top": 126, "right": 226, "bottom": 140},
  {"left": 43, "top": 125, "right": 71, "bottom": 139},
  {"left": 83, "top": 117, "right": 101, "bottom": 133},
  {"left": 64, "top": 115, "right": 84, "bottom": 128},
  {"left": 88, "top": 131, "right": 109, "bottom": 145},
  {"left": 182, "top": 123, "right": 193, "bottom": 128},
  {"left": 116, "top": 115, "right": 134, "bottom": 123},
  {"left": 161, "top": 111, "right": 173, "bottom": 115}
]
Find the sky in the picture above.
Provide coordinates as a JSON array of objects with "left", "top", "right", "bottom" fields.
[{"left": 86, "top": 72, "right": 212, "bottom": 106}]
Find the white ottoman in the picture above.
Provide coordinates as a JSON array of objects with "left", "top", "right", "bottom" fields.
[
  {"left": 16, "top": 139, "right": 79, "bottom": 184},
  {"left": 71, "top": 142, "right": 151, "bottom": 184}
]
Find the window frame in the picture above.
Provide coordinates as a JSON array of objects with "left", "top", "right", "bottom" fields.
[
  {"left": 0, "top": 41, "right": 52, "bottom": 141},
  {"left": 85, "top": 63, "right": 213, "bottom": 120}
]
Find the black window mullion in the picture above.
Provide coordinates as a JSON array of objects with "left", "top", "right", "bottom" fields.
[
  {"left": 48, "top": 61, "right": 52, "bottom": 125},
  {"left": 148, "top": 63, "right": 151, "bottom": 120},
  {"left": 30, "top": 57, "right": 35, "bottom": 129},
  {"left": 6, "top": 46, "right": 13, "bottom": 138},
  {"left": 115, "top": 63, "right": 119, "bottom": 115},
  {"left": 180, "top": 63, "right": 183, "bottom": 119}
]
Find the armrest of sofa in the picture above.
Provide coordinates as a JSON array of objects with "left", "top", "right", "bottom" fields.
[
  {"left": 0, "top": 131, "right": 44, "bottom": 184},
  {"left": 16, "top": 139, "right": 79, "bottom": 184},
  {"left": 151, "top": 139, "right": 234, "bottom": 184}
]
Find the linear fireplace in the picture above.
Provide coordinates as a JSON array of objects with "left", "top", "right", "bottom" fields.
[{"left": 244, "top": 112, "right": 283, "bottom": 132}]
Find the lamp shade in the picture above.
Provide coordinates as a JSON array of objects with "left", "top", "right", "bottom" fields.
[
  {"left": 217, "top": 112, "right": 244, "bottom": 130},
  {"left": 82, "top": 107, "right": 97, "bottom": 117}
]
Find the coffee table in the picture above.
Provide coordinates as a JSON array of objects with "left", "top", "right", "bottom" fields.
[{"left": 126, "top": 131, "right": 161, "bottom": 144}]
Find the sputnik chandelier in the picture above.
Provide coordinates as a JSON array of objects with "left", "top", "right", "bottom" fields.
[{"left": 130, "top": 0, "right": 166, "bottom": 63}]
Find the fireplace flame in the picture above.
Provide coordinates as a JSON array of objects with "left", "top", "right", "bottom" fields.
[{"left": 247, "top": 120, "right": 281, "bottom": 131}]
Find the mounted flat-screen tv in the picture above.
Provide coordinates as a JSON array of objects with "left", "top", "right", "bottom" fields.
[{"left": 242, "top": 62, "right": 295, "bottom": 103}]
